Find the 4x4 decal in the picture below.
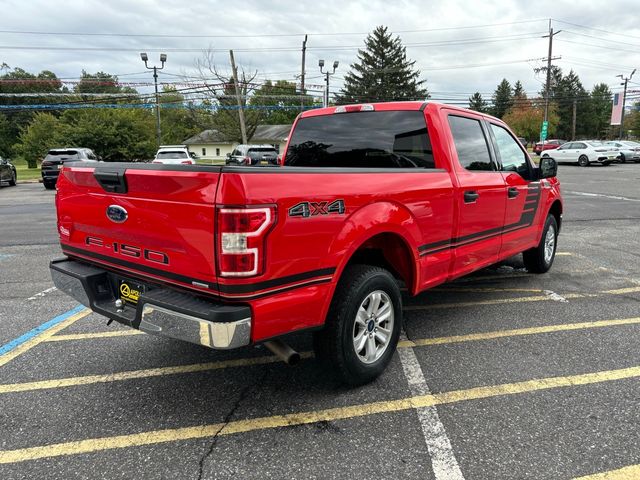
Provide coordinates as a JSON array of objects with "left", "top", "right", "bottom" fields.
[{"left": 289, "top": 200, "right": 345, "bottom": 218}]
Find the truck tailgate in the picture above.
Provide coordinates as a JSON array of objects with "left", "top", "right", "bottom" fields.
[{"left": 56, "top": 163, "right": 222, "bottom": 293}]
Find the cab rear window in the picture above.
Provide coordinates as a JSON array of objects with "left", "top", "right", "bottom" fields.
[{"left": 285, "top": 111, "right": 435, "bottom": 168}]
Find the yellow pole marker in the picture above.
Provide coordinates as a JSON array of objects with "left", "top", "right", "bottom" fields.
[
  {"left": 574, "top": 464, "right": 640, "bottom": 479},
  {"left": 2, "top": 364, "right": 640, "bottom": 464},
  {"left": 0, "top": 308, "right": 91, "bottom": 367}
]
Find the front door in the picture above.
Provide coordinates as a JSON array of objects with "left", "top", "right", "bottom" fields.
[
  {"left": 488, "top": 123, "right": 541, "bottom": 258},
  {"left": 447, "top": 113, "right": 507, "bottom": 278}
]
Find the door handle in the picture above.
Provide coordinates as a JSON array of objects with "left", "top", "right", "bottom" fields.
[
  {"left": 464, "top": 191, "right": 479, "bottom": 203},
  {"left": 508, "top": 187, "right": 519, "bottom": 198}
]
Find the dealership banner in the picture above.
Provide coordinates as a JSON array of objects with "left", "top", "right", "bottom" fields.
[{"left": 610, "top": 92, "right": 624, "bottom": 126}]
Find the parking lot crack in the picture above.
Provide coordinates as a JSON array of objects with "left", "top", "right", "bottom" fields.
[{"left": 196, "top": 369, "right": 269, "bottom": 480}]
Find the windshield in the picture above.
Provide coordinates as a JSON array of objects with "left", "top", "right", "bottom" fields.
[
  {"left": 157, "top": 151, "right": 189, "bottom": 159},
  {"left": 285, "top": 110, "right": 435, "bottom": 168}
]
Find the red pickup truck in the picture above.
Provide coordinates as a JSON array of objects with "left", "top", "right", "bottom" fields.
[{"left": 50, "top": 102, "right": 562, "bottom": 385}]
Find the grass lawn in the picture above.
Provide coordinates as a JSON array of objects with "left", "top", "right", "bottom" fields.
[{"left": 12, "top": 158, "right": 42, "bottom": 182}]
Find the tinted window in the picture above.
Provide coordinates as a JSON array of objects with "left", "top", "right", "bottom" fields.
[
  {"left": 156, "top": 151, "right": 189, "bottom": 159},
  {"left": 490, "top": 124, "right": 530, "bottom": 177},
  {"left": 46, "top": 150, "right": 80, "bottom": 160},
  {"left": 575, "top": 143, "right": 587, "bottom": 149},
  {"left": 285, "top": 111, "right": 434, "bottom": 168},
  {"left": 248, "top": 148, "right": 277, "bottom": 157},
  {"left": 448, "top": 115, "right": 493, "bottom": 171}
]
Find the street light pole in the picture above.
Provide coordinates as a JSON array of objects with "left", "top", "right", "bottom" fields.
[
  {"left": 617, "top": 69, "right": 636, "bottom": 140},
  {"left": 319, "top": 59, "right": 339, "bottom": 107},
  {"left": 141, "top": 52, "right": 166, "bottom": 147}
]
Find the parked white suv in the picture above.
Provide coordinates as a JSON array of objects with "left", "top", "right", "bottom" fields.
[{"left": 152, "top": 145, "right": 197, "bottom": 165}]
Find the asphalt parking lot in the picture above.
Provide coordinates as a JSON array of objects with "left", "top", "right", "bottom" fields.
[{"left": 1, "top": 164, "right": 640, "bottom": 480}]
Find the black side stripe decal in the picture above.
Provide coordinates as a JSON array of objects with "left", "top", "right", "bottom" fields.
[
  {"left": 419, "top": 185, "right": 541, "bottom": 256},
  {"left": 61, "top": 243, "right": 336, "bottom": 297}
]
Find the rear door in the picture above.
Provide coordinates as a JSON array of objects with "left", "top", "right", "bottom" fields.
[
  {"left": 487, "top": 122, "right": 541, "bottom": 258},
  {"left": 446, "top": 113, "right": 507, "bottom": 277}
]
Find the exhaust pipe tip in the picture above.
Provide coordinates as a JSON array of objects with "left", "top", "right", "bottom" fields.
[{"left": 264, "top": 339, "right": 300, "bottom": 366}]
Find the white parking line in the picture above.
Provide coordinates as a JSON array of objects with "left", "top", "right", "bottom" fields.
[
  {"left": 566, "top": 191, "right": 640, "bottom": 202},
  {"left": 27, "top": 287, "right": 57, "bottom": 301},
  {"left": 398, "top": 332, "right": 465, "bottom": 480}
]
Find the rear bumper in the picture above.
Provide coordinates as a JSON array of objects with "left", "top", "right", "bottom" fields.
[
  {"left": 50, "top": 258, "right": 252, "bottom": 350},
  {"left": 41, "top": 169, "right": 60, "bottom": 182}
]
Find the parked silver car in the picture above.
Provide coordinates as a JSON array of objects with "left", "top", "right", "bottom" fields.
[
  {"left": 605, "top": 141, "right": 640, "bottom": 163},
  {"left": 226, "top": 144, "right": 279, "bottom": 166},
  {"left": 542, "top": 141, "right": 619, "bottom": 167}
]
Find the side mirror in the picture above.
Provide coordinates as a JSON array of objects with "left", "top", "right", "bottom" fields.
[
  {"left": 539, "top": 156, "right": 557, "bottom": 179},
  {"left": 226, "top": 153, "right": 231, "bottom": 159}
]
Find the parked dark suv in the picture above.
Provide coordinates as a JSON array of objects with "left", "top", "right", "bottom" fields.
[
  {"left": 0, "top": 156, "right": 17, "bottom": 187},
  {"left": 226, "top": 144, "right": 279, "bottom": 166},
  {"left": 41, "top": 148, "right": 99, "bottom": 189}
]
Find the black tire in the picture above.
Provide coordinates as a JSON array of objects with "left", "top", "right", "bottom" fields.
[
  {"left": 313, "top": 264, "right": 402, "bottom": 385},
  {"left": 619, "top": 153, "right": 626, "bottom": 163},
  {"left": 8, "top": 170, "right": 16, "bottom": 186},
  {"left": 523, "top": 215, "right": 558, "bottom": 274},
  {"left": 602, "top": 161, "right": 611, "bottom": 166},
  {"left": 43, "top": 181, "right": 56, "bottom": 190},
  {"left": 578, "top": 155, "right": 590, "bottom": 167}
]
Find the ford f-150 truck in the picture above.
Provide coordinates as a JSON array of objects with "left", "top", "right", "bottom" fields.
[{"left": 50, "top": 101, "right": 562, "bottom": 385}]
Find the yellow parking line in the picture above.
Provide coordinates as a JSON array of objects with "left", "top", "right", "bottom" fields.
[
  {"left": 574, "top": 464, "right": 640, "bottom": 479},
  {"left": 431, "top": 287, "right": 543, "bottom": 293},
  {"left": 3, "top": 317, "right": 640, "bottom": 395},
  {"left": 0, "top": 352, "right": 314, "bottom": 394},
  {"left": 2, "top": 364, "right": 640, "bottom": 464},
  {"left": 45, "top": 330, "right": 145, "bottom": 342},
  {"left": 601, "top": 286, "right": 640, "bottom": 295},
  {"left": 397, "top": 317, "right": 640, "bottom": 348},
  {"left": 0, "top": 308, "right": 91, "bottom": 367}
]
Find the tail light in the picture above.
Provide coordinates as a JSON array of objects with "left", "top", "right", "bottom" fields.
[
  {"left": 181, "top": 160, "right": 194, "bottom": 164},
  {"left": 244, "top": 156, "right": 251, "bottom": 165},
  {"left": 217, "top": 206, "right": 276, "bottom": 277}
]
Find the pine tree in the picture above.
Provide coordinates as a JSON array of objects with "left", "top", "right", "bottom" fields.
[
  {"left": 512, "top": 80, "right": 526, "bottom": 100},
  {"left": 491, "top": 79, "right": 513, "bottom": 118},
  {"left": 588, "top": 83, "right": 612, "bottom": 138},
  {"left": 468, "top": 92, "right": 488, "bottom": 113},
  {"left": 336, "top": 26, "right": 428, "bottom": 104}
]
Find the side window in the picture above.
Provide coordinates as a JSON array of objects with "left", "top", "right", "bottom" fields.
[
  {"left": 574, "top": 143, "right": 586, "bottom": 149},
  {"left": 87, "top": 151, "right": 97, "bottom": 160},
  {"left": 231, "top": 148, "right": 240, "bottom": 156},
  {"left": 448, "top": 115, "right": 494, "bottom": 171},
  {"left": 490, "top": 124, "right": 530, "bottom": 177}
]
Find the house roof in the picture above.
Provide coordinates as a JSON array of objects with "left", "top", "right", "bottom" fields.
[
  {"left": 183, "top": 129, "right": 229, "bottom": 145},
  {"left": 183, "top": 125, "right": 292, "bottom": 145}
]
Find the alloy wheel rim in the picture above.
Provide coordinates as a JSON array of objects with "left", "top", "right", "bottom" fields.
[
  {"left": 352, "top": 290, "right": 394, "bottom": 364},
  {"left": 544, "top": 224, "right": 556, "bottom": 264}
]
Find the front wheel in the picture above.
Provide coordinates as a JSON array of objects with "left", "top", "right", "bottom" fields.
[
  {"left": 8, "top": 170, "right": 16, "bottom": 186},
  {"left": 578, "top": 155, "right": 590, "bottom": 167},
  {"left": 523, "top": 215, "right": 558, "bottom": 273},
  {"left": 313, "top": 264, "right": 402, "bottom": 385}
]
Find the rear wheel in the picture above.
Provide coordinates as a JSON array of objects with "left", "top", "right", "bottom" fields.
[
  {"left": 43, "top": 181, "right": 56, "bottom": 190},
  {"left": 602, "top": 161, "right": 612, "bottom": 166},
  {"left": 523, "top": 214, "right": 558, "bottom": 274},
  {"left": 313, "top": 264, "right": 402, "bottom": 385},
  {"left": 578, "top": 155, "right": 590, "bottom": 167}
]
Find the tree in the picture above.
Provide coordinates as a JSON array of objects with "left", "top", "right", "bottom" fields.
[
  {"left": 491, "top": 79, "right": 513, "bottom": 118},
  {"left": 587, "top": 83, "right": 612, "bottom": 138},
  {"left": 336, "top": 26, "right": 428, "bottom": 104},
  {"left": 192, "top": 51, "right": 264, "bottom": 143},
  {"left": 74, "top": 71, "right": 136, "bottom": 95},
  {"left": 553, "top": 70, "right": 588, "bottom": 139},
  {"left": 0, "top": 113, "right": 12, "bottom": 158},
  {"left": 56, "top": 108, "right": 156, "bottom": 161},
  {"left": 14, "top": 112, "right": 60, "bottom": 167},
  {"left": 468, "top": 92, "right": 488, "bottom": 113},
  {"left": 503, "top": 99, "right": 559, "bottom": 142},
  {"left": 159, "top": 86, "right": 210, "bottom": 144},
  {"left": 512, "top": 80, "right": 526, "bottom": 100},
  {"left": 249, "top": 80, "right": 315, "bottom": 125}
]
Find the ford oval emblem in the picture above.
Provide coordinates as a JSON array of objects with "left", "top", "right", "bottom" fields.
[{"left": 106, "top": 205, "right": 128, "bottom": 223}]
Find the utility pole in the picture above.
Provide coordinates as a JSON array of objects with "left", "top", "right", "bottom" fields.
[
  {"left": 617, "top": 69, "right": 636, "bottom": 140},
  {"left": 542, "top": 20, "right": 562, "bottom": 132},
  {"left": 319, "top": 59, "right": 339, "bottom": 107},
  {"left": 300, "top": 35, "right": 307, "bottom": 111},
  {"left": 229, "top": 50, "right": 247, "bottom": 145},
  {"left": 140, "top": 52, "right": 167, "bottom": 147},
  {"left": 571, "top": 99, "right": 577, "bottom": 140}
]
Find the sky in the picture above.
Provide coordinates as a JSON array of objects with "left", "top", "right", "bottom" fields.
[{"left": 1, "top": 0, "right": 639, "bottom": 105}]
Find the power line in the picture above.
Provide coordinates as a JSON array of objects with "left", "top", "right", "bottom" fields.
[
  {"left": 0, "top": 19, "right": 547, "bottom": 39},
  {"left": 553, "top": 18, "right": 640, "bottom": 41}
]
